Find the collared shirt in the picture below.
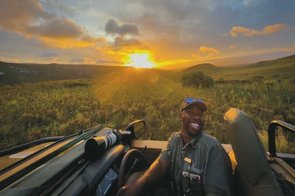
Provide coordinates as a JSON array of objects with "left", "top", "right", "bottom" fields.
[{"left": 159, "top": 131, "right": 232, "bottom": 196}]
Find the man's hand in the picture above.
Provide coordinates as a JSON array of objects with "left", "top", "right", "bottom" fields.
[
  {"left": 117, "top": 157, "right": 169, "bottom": 196},
  {"left": 116, "top": 180, "right": 144, "bottom": 196}
]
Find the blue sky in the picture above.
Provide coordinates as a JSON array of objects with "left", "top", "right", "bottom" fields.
[{"left": 0, "top": 0, "right": 294, "bottom": 68}]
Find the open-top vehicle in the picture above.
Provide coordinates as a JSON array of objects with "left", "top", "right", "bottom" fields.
[{"left": 0, "top": 108, "right": 294, "bottom": 195}]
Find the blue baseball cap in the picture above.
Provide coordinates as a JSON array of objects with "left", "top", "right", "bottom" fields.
[{"left": 181, "top": 97, "right": 207, "bottom": 112}]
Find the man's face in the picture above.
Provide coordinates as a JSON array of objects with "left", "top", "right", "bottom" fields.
[{"left": 180, "top": 104, "right": 204, "bottom": 136}]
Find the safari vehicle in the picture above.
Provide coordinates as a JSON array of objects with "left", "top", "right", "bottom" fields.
[{"left": 0, "top": 108, "right": 294, "bottom": 195}]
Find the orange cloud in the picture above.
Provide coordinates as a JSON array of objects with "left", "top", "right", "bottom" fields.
[
  {"left": 230, "top": 23, "right": 286, "bottom": 37},
  {"left": 263, "top": 24, "right": 286, "bottom": 34},
  {"left": 0, "top": 0, "right": 49, "bottom": 31},
  {"left": 229, "top": 45, "right": 236, "bottom": 49},
  {"left": 28, "top": 18, "right": 85, "bottom": 39},
  {"left": 0, "top": 0, "right": 103, "bottom": 49},
  {"left": 38, "top": 36, "right": 105, "bottom": 49},
  {"left": 191, "top": 46, "right": 220, "bottom": 62},
  {"left": 70, "top": 57, "right": 96, "bottom": 64},
  {"left": 199, "top": 46, "right": 220, "bottom": 56}
]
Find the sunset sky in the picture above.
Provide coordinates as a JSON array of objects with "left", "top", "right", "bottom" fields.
[{"left": 0, "top": 0, "right": 295, "bottom": 68}]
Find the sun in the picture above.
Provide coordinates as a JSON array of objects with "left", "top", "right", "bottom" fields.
[{"left": 125, "top": 52, "right": 156, "bottom": 68}]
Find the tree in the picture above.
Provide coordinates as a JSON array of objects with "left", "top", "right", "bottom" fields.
[{"left": 181, "top": 71, "right": 214, "bottom": 88}]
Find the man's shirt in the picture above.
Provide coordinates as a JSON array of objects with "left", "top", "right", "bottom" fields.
[{"left": 159, "top": 131, "right": 232, "bottom": 196}]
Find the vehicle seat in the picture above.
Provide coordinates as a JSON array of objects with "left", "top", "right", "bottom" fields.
[{"left": 224, "top": 108, "right": 283, "bottom": 196}]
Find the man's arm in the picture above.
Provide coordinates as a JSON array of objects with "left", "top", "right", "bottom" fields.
[
  {"left": 117, "top": 157, "right": 169, "bottom": 196},
  {"left": 117, "top": 133, "right": 176, "bottom": 196},
  {"left": 140, "top": 156, "right": 170, "bottom": 187}
]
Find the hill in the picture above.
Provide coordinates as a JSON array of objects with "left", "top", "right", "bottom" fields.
[
  {"left": 0, "top": 62, "right": 180, "bottom": 86},
  {"left": 0, "top": 62, "right": 125, "bottom": 85},
  {"left": 183, "top": 54, "right": 295, "bottom": 80},
  {"left": 183, "top": 63, "right": 223, "bottom": 75},
  {"left": 250, "top": 54, "right": 295, "bottom": 68}
]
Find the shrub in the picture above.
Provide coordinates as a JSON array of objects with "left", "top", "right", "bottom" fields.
[{"left": 181, "top": 71, "right": 214, "bottom": 88}]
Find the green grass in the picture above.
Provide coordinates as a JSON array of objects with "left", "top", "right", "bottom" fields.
[
  {"left": 0, "top": 80, "right": 101, "bottom": 149},
  {"left": 1, "top": 69, "right": 294, "bottom": 153}
]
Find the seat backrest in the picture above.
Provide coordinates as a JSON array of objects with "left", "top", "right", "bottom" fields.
[{"left": 224, "top": 108, "right": 283, "bottom": 196}]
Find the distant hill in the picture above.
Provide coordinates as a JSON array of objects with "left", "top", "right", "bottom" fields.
[
  {"left": 183, "top": 63, "right": 223, "bottom": 75},
  {"left": 0, "top": 62, "right": 126, "bottom": 85},
  {"left": 0, "top": 61, "right": 179, "bottom": 86},
  {"left": 250, "top": 54, "right": 295, "bottom": 67},
  {"left": 183, "top": 54, "right": 295, "bottom": 80}
]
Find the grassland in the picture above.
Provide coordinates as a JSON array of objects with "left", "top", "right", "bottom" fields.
[
  {"left": 0, "top": 55, "right": 294, "bottom": 153},
  {"left": 1, "top": 70, "right": 294, "bottom": 152}
]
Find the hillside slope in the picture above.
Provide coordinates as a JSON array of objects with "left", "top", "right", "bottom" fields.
[
  {"left": 183, "top": 54, "right": 295, "bottom": 80},
  {"left": 0, "top": 62, "right": 125, "bottom": 85},
  {"left": 0, "top": 61, "right": 180, "bottom": 86},
  {"left": 183, "top": 63, "right": 223, "bottom": 75}
]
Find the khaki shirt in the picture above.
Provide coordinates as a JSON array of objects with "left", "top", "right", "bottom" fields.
[{"left": 159, "top": 131, "right": 232, "bottom": 196}]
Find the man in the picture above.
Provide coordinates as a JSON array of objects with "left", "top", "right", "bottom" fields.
[{"left": 118, "top": 97, "right": 232, "bottom": 196}]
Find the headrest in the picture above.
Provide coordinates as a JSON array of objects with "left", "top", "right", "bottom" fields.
[{"left": 224, "top": 108, "right": 268, "bottom": 185}]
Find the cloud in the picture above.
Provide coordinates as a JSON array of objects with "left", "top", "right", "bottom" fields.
[
  {"left": 36, "top": 52, "right": 59, "bottom": 62},
  {"left": 96, "top": 59, "right": 121, "bottom": 65},
  {"left": 199, "top": 46, "right": 220, "bottom": 56},
  {"left": 0, "top": 56, "right": 20, "bottom": 63},
  {"left": 0, "top": 0, "right": 50, "bottom": 31},
  {"left": 192, "top": 46, "right": 220, "bottom": 61},
  {"left": 38, "top": 52, "right": 59, "bottom": 58},
  {"left": 243, "top": 0, "right": 269, "bottom": 7},
  {"left": 105, "top": 19, "right": 139, "bottom": 36},
  {"left": 229, "top": 45, "right": 236, "bottom": 49},
  {"left": 236, "top": 43, "right": 295, "bottom": 56},
  {"left": 230, "top": 23, "right": 286, "bottom": 37},
  {"left": 0, "top": 0, "right": 102, "bottom": 49},
  {"left": 70, "top": 57, "right": 95, "bottom": 64},
  {"left": 41, "top": 0, "right": 79, "bottom": 16},
  {"left": 28, "top": 18, "right": 85, "bottom": 39},
  {"left": 104, "top": 19, "right": 142, "bottom": 51},
  {"left": 113, "top": 36, "right": 141, "bottom": 48}
]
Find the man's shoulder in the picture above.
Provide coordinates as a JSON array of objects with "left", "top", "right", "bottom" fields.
[
  {"left": 199, "top": 131, "right": 220, "bottom": 147},
  {"left": 170, "top": 132, "right": 181, "bottom": 138},
  {"left": 160, "top": 132, "right": 181, "bottom": 157},
  {"left": 167, "top": 132, "right": 181, "bottom": 143}
]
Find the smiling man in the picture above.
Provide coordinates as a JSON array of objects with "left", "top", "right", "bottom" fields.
[{"left": 118, "top": 97, "right": 233, "bottom": 196}]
